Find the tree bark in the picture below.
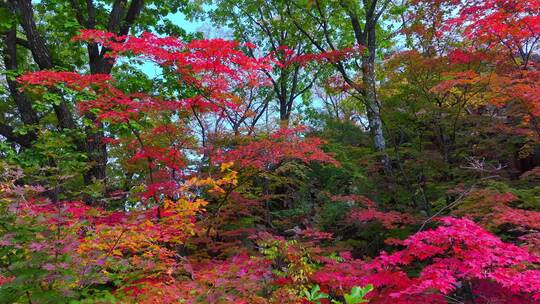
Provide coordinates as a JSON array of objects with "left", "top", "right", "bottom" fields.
[
  {"left": 0, "top": 123, "right": 35, "bottom": 148},
  {"left": 82, "top": 0, "right": 145, "bottom": 182},
  {"left": 361, "top": 21, "right": 390, "bottom": 172},
  {"left": 0, "top": 0, "right": 147, "bottom": 190},
  {"left": 343, "top": 0, "right": 391, "bottom": 172},
  {"left": 290, "top": 0, "right": 390, "bottom": 167},
  {"left": 2, "top": 26, "right": 39, "bottom": 126},
  {"left": 13, "top": 0, "right": 78, "bottom": 131}
]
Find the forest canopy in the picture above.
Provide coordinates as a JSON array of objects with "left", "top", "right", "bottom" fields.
[{"left": 0, "top": 0, "right": 539, "bottom": 303}]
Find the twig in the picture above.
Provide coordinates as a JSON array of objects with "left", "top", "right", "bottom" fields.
[{"left": 417, "top": 175, "right": 499, "bottom": 232}]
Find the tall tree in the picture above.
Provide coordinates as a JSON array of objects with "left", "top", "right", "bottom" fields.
[
  {"left": 285, "top": 0, "right": 404, "bottom": 172},
  {"left": 0, "top": 0, "right": 195, "bottom": 195},
  {"left": 210, "top": 0, "right": 321, "bottom": 125}
]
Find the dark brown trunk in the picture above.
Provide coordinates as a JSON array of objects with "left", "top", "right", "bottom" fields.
[
  {"left": 2, "top": 26, "right": 39, "bottom": 126},
  {"left": 8, "top": 0, "right": 145, "bottom": 186},
  {"left": 80, "top": 0, "right": 145, "bottom": 183},
  {"left": 13, "top": 0, "right": 77, "bottom": 131}
]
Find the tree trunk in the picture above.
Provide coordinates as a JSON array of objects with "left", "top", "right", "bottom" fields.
[
  {"left": 13, "top": 0, "right": 108, "bottom": 184},
  {"left": 13, "top": 0, "right": 78, "bottom": 131},
  {"left": 2, "top": 26, "right": 39, "bottom": 126},
  {"left": 362, "top": 24, "right": 391, "bottom": 173},
  {"left": 362, "top": 60, "right": 385, "bottom": 152},
  {"left": 80, "top": 0, "right": 144, "bottom": 183},
  {"left": 279, "top": 96, "right": 291, "bottom": 126},
  {"left": 338, "top": 0, "right": 391, "bottom": 172}
]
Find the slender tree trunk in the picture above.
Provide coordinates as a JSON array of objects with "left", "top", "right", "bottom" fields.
[
  {"left": 337, "top": 0, "right": 391, "bottom": 172},
  {"left": 362, "top": 24, "right": 391, "bottom": 172},
  {"left": 362, "top": 59, "right": 385, "bottom": 152},
  {"left": 362, "top": 61, "right": 391, "bottom": 172}
]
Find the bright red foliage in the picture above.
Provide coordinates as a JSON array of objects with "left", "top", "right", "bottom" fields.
[
  {"left": 124, "top": 253, "right": 272, "bottom": 304},
  {"left": 344, "top": 196, "right": 417, "bottom": 229},
  {"left": 453, "top": 188, "right": 540, "bottom": 230},
  {"left": 7, "top": 19, "right": 540, "bottom": 303},
  {"left": 314, "top": 217, "right": 540, "bottom": 303},
  {"left": 439, "top": 0, "right": 540, "bottom": 119},
  {"left": 17, "top": 31, "right": 280, "bottom": 201},
  {"left": 448, "top": 0, "right": 540, "bottom": 56},
  {"left": 370, "top": 217, "right": 539, "bottom": 302},
  {"left": 214, "top": 127, "right": 339, "bottom": 170},
  {"left": 493, "top": 205, "right": 540, "bottom": 230},
  {"left": 75, "top": 30, "right": 273, "bottom": 90},
  {"left": 18, "top": 71, "right": 112, "bottom": 88},
  {"left": 348, "top": 208, "right": 417, "bottom": 229}
]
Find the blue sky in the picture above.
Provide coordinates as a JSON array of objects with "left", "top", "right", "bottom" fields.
[
  {"left": 169, "top": 11, "right": 206, "bottom": 34},
  {"left": 139, "top": 11, "right": 210, "bottom": 77}
]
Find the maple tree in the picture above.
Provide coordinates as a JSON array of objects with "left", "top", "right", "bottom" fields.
[{"left": 1, "top": 1, "right": 540, "bottom": 303}]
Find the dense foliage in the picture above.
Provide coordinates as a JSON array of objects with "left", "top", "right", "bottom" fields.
[{"left": 1, "top": 0, "right": 539, "bottom": 303}]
